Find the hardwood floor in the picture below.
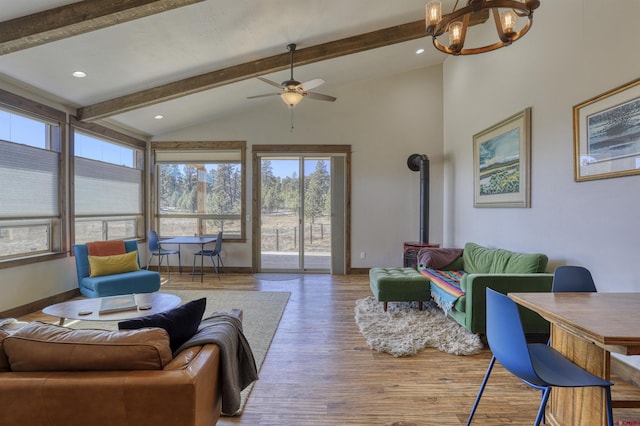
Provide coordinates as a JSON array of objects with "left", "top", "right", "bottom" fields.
[{"left": 21, "top": 273, "right": 640, "bottom": 425}]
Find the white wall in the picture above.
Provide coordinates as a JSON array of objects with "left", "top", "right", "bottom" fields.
[
  {"left": 443, "top": 0, "right": 640, "bottom": 289},
  {"left": 442, "top": 0, "right": 640, "bottom": 367},
  {"left": 0, "top": 258, "right": 77, "bottom": 311},
  {"left": 154, "top": 65, "right": 445, "bottom": 270}
]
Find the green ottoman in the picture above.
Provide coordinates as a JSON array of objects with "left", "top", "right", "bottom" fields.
[{"left": 369, "top": 267, "right": 430, "bottom": 311}]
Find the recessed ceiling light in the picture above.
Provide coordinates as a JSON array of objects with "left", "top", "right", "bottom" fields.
[
  {"left": 416, "top": 48, "right": 425, "bottom": 55},
  {"left": 154, "top": 115, "right": 164, "bottom": 120},
  {"left": 72, "top": 71, "right": 87, "bottom": 78}
]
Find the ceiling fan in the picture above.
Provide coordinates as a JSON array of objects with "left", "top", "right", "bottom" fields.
[{"left": 248, "top": 43, "right": 337, "bottom": 107}]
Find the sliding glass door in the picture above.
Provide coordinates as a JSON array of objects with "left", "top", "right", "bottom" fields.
[{"left": 259, "top": 156, "right": 332, "bottom": 272}]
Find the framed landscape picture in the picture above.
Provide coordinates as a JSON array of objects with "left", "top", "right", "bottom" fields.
[
  {"left": 473, "top": 108, "right": 531, "bottom": 208},
  {"left": 573, "top": 77, "right": 640, "bottom": 182}
]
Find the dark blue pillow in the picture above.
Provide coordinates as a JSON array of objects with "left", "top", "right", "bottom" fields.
[{"left": 118, "top": 298, "right": 206, "bottom": 352}]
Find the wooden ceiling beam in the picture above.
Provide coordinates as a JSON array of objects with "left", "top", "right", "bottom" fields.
[
  {"left": 0, "top": 0, "right": 205, "bottom": 56},
  {"left": 77, "top": 12, "right": 488, "bottom": 122},
  {"left": 77, "top": 20, "right": 428, "bottom": 121}
]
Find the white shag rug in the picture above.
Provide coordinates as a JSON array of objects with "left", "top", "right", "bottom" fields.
[{"left": 354, "top": 296, "right": 483, "bottom": 357}]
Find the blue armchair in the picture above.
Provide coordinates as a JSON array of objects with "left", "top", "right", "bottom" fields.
[{"left": 74, "top": 240, "right": 161, "bottom": 298}]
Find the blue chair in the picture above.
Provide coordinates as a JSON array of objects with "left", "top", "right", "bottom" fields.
[
  {"left": 192, "top": 231, "right": 224, "bottom": 281},
  {"left": 146, "top": 230, "right": 180, "bottom": 277},
  {"left": 548, "top": 265, "right": 598, "bottom": 344},
  {"left": 74, "top": 240, "right": 160, "bottom": 298},
  {"left": 467, "top": 288, "right": 614, "bottom": 426},
  {"left": 552, "top": 265, "right": 597, "bottom": 293}
]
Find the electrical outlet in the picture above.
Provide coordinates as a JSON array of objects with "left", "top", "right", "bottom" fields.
[{"left": 360, "top": 251, "right": 366, "bottom": 259}]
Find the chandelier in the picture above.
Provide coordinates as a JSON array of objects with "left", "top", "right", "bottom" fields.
[{"left": 425, "top": 0, "right": 540, "bottom": 55}]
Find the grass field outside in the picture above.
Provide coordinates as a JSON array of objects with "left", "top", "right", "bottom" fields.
[{"left": 261, "top": 212, "right": 331, "bottom": 255}]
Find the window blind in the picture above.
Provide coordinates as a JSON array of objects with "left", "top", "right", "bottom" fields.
[
  {"left": 0, "top": 140, "right": 59, "bottom": 218},
  {"left": 154, "top": 150, "right": 241, "bottom": 163},
  {"left": 75, "top": 157, "right": 141, "bottom": 216}
]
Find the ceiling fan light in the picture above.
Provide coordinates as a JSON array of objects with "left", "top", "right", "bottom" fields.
[{"left": 281, "top": 91, "right": 303, "bottom": 107}]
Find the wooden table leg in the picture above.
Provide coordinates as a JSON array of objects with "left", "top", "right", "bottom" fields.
[{"left": 547, "top": 325, "right": 609, "bottom": 426}]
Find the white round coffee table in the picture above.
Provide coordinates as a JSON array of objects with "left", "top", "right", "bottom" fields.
[{"left": 43, "top": 293, "right": 181, "bottom": 326}]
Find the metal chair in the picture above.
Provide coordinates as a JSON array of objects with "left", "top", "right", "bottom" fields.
[
  {"left": 552, "top": 265, "right": 597, "bottom": 293},
  {"left": 192, "top": 231, "right": 224, "bottom": 281},
  {"left": 467, "top": 288, "right": 614, "bottom": 426},
  {"left": 146, "top": 230, "right": 180, "bottom": 277}
]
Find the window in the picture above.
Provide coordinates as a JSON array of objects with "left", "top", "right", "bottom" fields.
[
  {"left": 71, "top": 121, "right": 145, "bottom": 244},
  {"left": 0, "top": 96, "right": 65, "bottom": 262},
  {"left": 152, "top": 142, "right": 245, "bottom": 240},
  {"left": 0, "top": 110, "right": 48, "bottom": 148}
]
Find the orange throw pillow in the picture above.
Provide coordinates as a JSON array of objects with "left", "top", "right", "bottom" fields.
[
  {"left": 86, "top": 240, "right": 126, "bottom": 257},
  {"left": 86, "top": 240, "right": 127, "bottom": 274}
]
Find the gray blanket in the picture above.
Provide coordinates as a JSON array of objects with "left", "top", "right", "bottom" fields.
[
  {"left": 173, "top": 313, "right": 258, "bottom": 415},
  {"left": 417, "top": 247, "right": 463, "bottom": 269}
]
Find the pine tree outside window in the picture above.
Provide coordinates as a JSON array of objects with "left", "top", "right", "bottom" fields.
[{"left": 152, "top": 142, "right": 246, "bottom": 240}]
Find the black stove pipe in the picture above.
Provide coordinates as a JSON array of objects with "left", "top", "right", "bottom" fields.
[{"left": 407, "top": 154, "right": 430, "bottom": 244}]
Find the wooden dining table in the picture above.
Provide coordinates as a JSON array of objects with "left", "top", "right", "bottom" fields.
[{"left": 509, "top": 292, "right": 640, "bottom": 426}]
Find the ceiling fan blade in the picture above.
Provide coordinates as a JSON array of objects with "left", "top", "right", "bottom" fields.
[
  {"left": 258, "top": 77, "right": 284, "bottom": 89},
  {"left": 299, "top": 78, "right": 325, "bottom": 91},
  {"left": 305, "top": 91, "right": 336, "bottom": 102},
  {"left": 247, "top": 93, "right": 281, "bottom": 99}
]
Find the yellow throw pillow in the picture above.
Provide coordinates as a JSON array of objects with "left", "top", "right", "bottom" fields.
[{"left": 88, "top": 251, "right": 140, "bottom": 277}]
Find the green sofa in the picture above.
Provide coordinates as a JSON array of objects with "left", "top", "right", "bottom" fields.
[{"left": 418, "top": 242, "right": 553, "bottom": 334}]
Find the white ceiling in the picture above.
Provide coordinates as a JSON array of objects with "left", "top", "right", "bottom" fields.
[{"left": 0, "top": 0, "right": 450, "bottom": 137}]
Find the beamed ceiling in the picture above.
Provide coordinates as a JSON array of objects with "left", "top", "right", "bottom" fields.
[{"left": 0, "top": 0, "right": 468, "bottom": 137}]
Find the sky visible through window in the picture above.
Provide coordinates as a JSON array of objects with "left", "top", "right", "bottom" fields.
[
  {"left": 267, "top": 159, "right": 324, "bottom": 178},
  {"left": 0, "top": 108, "right": 134, "bottom": 167},
  {"left": 2, "top": 107, "right": 324, "bottom": 173},
  {"left": 0, "top": 109, "right": 46, "bottom": 148},
  {"left": 74, "top": 132, "right": 134, "bottom": 167}
]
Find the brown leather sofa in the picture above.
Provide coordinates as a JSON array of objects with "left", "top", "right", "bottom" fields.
[{"left": 0, "top": 322, "right": 222, "bottom": 426}]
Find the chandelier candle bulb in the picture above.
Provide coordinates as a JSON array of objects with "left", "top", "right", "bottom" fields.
[
  {"left": 449, "top": 21, "right": 464, "bottom": 48},
  {"left": 426, "top": 0, "right": 442, "bottom": 28},
  {"left": 501, "top": 9, "right": 517, "bottom": 37}
]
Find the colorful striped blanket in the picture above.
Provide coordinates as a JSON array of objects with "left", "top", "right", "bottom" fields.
[{"left": 420, "top": 268, "right": 465, "bottom": 314}]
